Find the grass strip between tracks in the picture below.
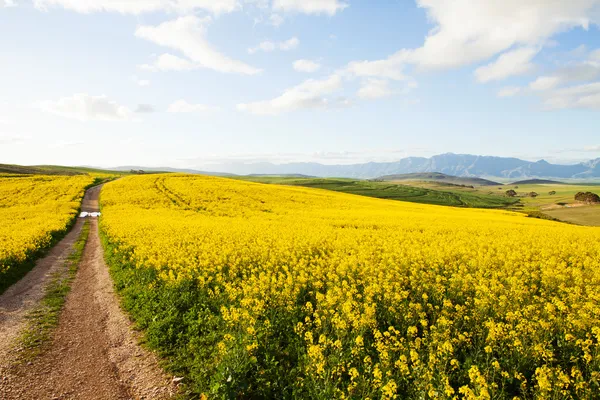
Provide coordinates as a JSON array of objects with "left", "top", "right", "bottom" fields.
[{"left": 16, "top": 221, "right": 91, "bottom": 362}]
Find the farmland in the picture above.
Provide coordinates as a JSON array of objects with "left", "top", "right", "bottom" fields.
[
  {"left": 100, "top": 174, "right": 600, "bottom": 399},
  {"left": 0, "top": 175, "right": 95, "bottom": 294},
  {"left": 237, "top": 176, "right": 519, "bottom": 209},
  {"left": 374, "top": 178, "right": 600, "bottom": 226}
]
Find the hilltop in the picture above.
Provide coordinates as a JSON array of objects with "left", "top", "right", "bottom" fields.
[
  {"left": 511, "top": 179, "right": 565, "bottom": 185},
  {"left": 0, "top": 164, "right": 123, "bottom": 176},
  {"left": 376, "top": 172, "right": 501, "bottom": 186}
]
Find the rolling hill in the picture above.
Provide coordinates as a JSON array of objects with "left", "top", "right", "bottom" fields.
[{"left": 376, "top": 172, "right": 501, "bottom": 186}]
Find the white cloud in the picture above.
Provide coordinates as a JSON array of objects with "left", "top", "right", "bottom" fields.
[
  {"left": 497, "top": 86, "right": 522, "bottom": 97},
  {"left": 527, "top": 48, "right": 600, "bottom": 95},
  {"left": 345, "top": 53, "right": 410, "bottom": 81},
  {"left": 38, "top": 94, "right": 132, "bottom": 121},
  {"left": 591, "top": 49, "right": 600, "bottom": 61},
  {"left": 140, "top": 53, "right": 196, "bottom": 72},
  {"left": 167, "top": 100, "right": 220, "bottom": 113},
  {"left": 409, "top": 1, "right": 600, "bottom": 70},
  {"left": 293, "top": 59, "right": 321, "bottom": 73},
  {"left": 1, "top": 0, "right": 16, "bottom": 7},
  {"left": 357, "top": 79, "right": 393, "bottom": 99},
  {"left": 248, "top": 37, "right": 299, "bottom": 54},
  {"left": 237, "top": 74, "right": 343, "bottom": 115},
  {"left": 272, "top": 0, "right": 347, "bottom": 15},
  {"left": 136, "top": 16, "right": 261, "bottom": 75},
  {"left": 34, "top": 0, "right": 240, "bottom": 15},
  {"left": 542, "top": 82, "right": 600, "bottom": 110},
  {"left": 583, "top": 145, "right": 600, "bottom": 151},
  {"left": 270, "top": 13, "right": 284, "bottom": 27},
  {"left": 132, "top": 75, "right": 150, "bottom": 87},
  {"left": 474, "top": 47, "right": 538, "bottom": 83},
  {"left": 344, "top": 1, "right": 600, "bottom": 82},
  {"left": 529, "top": 76, "right": 561, "bottom": 91}
]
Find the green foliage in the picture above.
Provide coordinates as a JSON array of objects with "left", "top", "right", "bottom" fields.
[
  {"left": 237, "top": 177, "right": 519, "bottom": 209},
  {"left": 18, "top": 221, "right": 90, "bottom": 360}
]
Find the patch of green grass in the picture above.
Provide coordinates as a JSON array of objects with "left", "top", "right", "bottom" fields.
[
  {"left": 17, "top": 221, "right": 90, "bottom": 361},
  {"left": 544, "top": 205, "right": 600, "bottom": 226},
  {"left": 236, "top": 177, "right": 519, "bottom": 209},
  {"left": 0, "top": 163, "right": 128, "bottom": 176}
]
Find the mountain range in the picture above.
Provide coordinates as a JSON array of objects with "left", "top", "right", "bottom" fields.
[{"left": 123, "top": 153, "right": 600, "bottom": 180}]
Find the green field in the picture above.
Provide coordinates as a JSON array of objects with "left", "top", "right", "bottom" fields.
[
  {"left": 237, "top": 176, "right": 520, "bottom": 208},
  {"left": 0, "top": 164, "right": 128, "bottom": 176},
  {"left": 237, "top": 176, "right": 600, "bottom": 226},
  {"left": 544, "top": 205, "right": 600, "bottom": 226},
  {"left": 502, "top": 183, "right": 600, "bottom": 209}
]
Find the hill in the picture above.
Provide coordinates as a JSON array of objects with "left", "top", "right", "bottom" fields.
[
  {"left": 377, "top": 172, "right": 501, "bottom": 186},
  {"left": 511, "top": 179, "right": 565, "bottom": 185},
  {"left": 0, "top": 164, "right": 123, "bottom": 176},
  {"left": 111, "top": 166, "right": 235, "bottom": 177},
  {"left": 237, "top": 176, "right": 519, "bottom": 209}
]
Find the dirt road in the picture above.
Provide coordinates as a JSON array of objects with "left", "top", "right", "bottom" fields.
[{"left": 0, "top": 185, "right": 176, "bottom": 399}]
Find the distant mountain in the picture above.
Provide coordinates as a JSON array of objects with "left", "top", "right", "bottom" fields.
[
  {"left": 194, "top": 154, "right": 600, "bottom": 180},
  {"left": 377, "top": 172, "right": 500, "bottom": 186}
]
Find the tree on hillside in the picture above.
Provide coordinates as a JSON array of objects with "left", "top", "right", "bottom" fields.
[
  {"left": 575, "top": 192, "right": 600, "bottom": 203},
  {"left": 506, "top": 189, "right": 517, "bottom": 197}
]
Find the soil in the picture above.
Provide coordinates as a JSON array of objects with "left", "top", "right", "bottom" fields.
[{"left": 0, "top": 184, "right": 177, "bottom": 399}]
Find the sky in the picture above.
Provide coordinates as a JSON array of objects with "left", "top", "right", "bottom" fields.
[{"left": 1, "top": 0, "right": 600, "bottom": 169}]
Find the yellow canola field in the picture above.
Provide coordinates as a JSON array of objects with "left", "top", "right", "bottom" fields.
[
  {"left": 101, "top": 174, "right": 600, "bottom": 399},
  {"left": 0, "top": 175, "right": 94, "bottom": 279}
]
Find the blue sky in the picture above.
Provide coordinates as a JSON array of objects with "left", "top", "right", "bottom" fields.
[{"left": 1, "top": 0, "right": 600, "bottom": 168}]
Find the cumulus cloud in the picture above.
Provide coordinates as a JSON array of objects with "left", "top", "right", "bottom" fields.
[
  {"left": 542, "top": 82, "right": 600, "bottom": 110},
  {"left": 269, "top": 13, "right": 284, "bottom": 27},
  {"left": 167, "top": 100, "right": 220, "bottom": 113},
  {"left": 293, "top": 59, "right": 321, "bottom": 73},
  {"left": 528, "top": 51, "right": 600, "bottom": 91},
  {"left": 248, "top": 37, "right": 299, "bottom": 54},
  {"left": 529, "top": 76, "right": 561, "bottom": 91},
  {"left": 524, "top": 47, "right": 600, "bottom": 108},
  {"left": 357, "top": 79, "right": 393, "bottom": 99},
  {"left": 344, "top": 1, "right": 600, "bottom": 82},
  {"left": 272, "top": 0, "right": 347, "bottom": 15},
  {"left": 33, "top": 0, "right": 240, "bottom": 15},
  {"left": 474, "top": 47, "right": 538, "bottom": 83},
  {"left": 136, "top": 16, "right": 261, "bottom": 75},
  {"left": 140, "top": 53, "right": 196, "bottom": 72},
  {"left": 38, "top": 94, "right": 132, "bottom": 121},
  {"left": 1, "top": 0, "right": 16, "bottom": 7},
  {"left": 237, "top": 74, "right": 343, "bottom": 115},
  {"left": 497, "top": 86, "right": 522, "bottom": 98},
  {"left": 345, "top": 54, "right": 410, "bottom": 81},
  {"left": 583, "top": 145, "right": 600, "bottom": 151}
]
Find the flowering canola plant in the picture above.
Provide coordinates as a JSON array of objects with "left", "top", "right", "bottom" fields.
[
  {"left": 100, "top": 174, "right": 600, "bottom": 399},
  {"left": 0, "top": 175, "right": 94, "bottom": 285}
]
